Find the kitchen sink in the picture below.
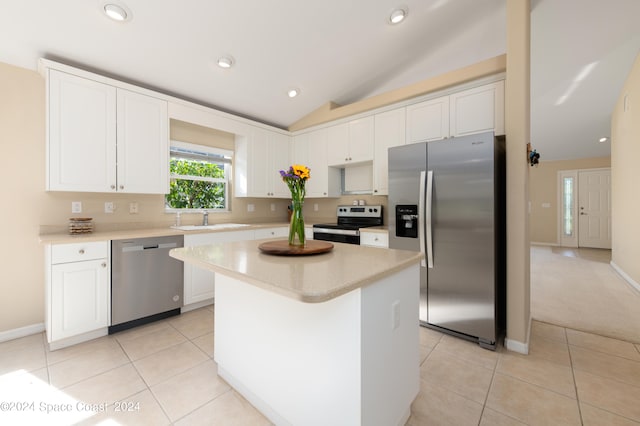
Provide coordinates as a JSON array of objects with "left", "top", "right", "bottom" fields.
[{"left": 171, "top": 223, "right": 250, "bottom": 231}]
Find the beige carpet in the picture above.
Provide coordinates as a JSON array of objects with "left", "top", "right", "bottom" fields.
[{"left": 531, "top": 245, "right": 640, "bottom": 344}]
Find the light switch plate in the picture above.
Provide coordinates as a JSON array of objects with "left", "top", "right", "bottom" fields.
[
  {"left": 129, "top": 202, "right": 139, "bottom": 214},
  {"left": 71, "top": 201, "right": 82, "bottom": 214},
  {"left": 247, "top": 204, "right": 255, "bottom": 212},
  {"left": 104, "top": 202, "right": 114, "bottom": 213},
  {"left": 270, "top": 203, "right": 276, "bottom": 212}
]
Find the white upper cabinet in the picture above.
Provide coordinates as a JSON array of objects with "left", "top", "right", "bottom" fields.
[
  {"left": 46, "top": 69, "right": 169, "bottom": 193},
  {"left": 406, "top": 96, "right": 449, "bottom": 144},
  {"left": 449, "top": 81, "right": 504, "bottom": 137},
  {"left": 405, "top": 81, "right": 504, "bottom": 144},
  {"left": 48, "top": 70, "right": 117, "bottom": 192},
  {"left": 327, "top": 116, "right": 374, "bottom": 166},
  {"left": 235, "top": 127, "right": 291, "bottom": 198},
  {"left": 116, "top": 89, "right": 169, "bottom": 194},
  {"left": 373, "top": 108, "right": 406, "bottom": 195},
  {"left": 293, "top": 129, "right": 340, "bottom": 198}
]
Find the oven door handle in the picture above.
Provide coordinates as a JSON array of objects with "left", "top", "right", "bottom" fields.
[{"left": 312, "top": 228, "right": 359, "bottom": 236}]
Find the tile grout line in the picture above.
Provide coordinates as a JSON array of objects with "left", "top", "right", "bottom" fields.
[
  {"left": 476, "top": 348, "right": 500, "bottom": 426},
  {"left": 40, "top": 332, "right": 52, "bottom": 385},
  {"left": 566, "top": 326, "right": 585, "bottom": 426}
]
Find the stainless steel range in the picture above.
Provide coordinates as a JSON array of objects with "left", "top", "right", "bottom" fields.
[{"left": 313, "top": 205, "right": 383, "bottom": 245}]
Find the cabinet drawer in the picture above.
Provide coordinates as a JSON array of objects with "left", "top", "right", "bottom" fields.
[
  {"left": 360, "top": 231, "right": 388, "bottom": 248},
  {"left": 51, "top": 241, "right": 109, "bottom": 264},
  {"left": 254, "top": 227, "right": 289, "bottom": 239}
]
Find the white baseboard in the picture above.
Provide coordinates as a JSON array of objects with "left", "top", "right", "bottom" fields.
[
  {"left": 610, "top": 261, "right": 640, "bottom": 295},
  {"left": 530, "top": 241, "right": 560, "bottom": 247},
  {"left": 0, "top": 323, "right": 45, "bottom": 343},
  {"left": 505, "top": 315, "right": 531, "bottom": 355},
  {"left": 505, "top": 338, "right": 529, "bottom": 354},
  {"left": 181, "top": 299, "right": 214, "bottom": 313}
]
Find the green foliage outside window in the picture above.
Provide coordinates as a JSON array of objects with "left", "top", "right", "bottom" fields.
[{"left": 166, "top": 158, "right": 227, "bottom": 209}]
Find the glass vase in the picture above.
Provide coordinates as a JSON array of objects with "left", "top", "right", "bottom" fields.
[{"left": 288, "top": 199, "right": 306, "bottom": 246}]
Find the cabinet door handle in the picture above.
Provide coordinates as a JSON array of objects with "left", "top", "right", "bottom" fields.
[
  {"left": 101, "top": 262, "right": 107, "bottom": 268},
  {"left": 78, "top": 249, "right": 85, "bottom": 255},
  {"left": 111, "top": 185, "right": 116, "bottom": 190},
  {"left": 119, "top": 185, "right": 124, "bottom": 190}
]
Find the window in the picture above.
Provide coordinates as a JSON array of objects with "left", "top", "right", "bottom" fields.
[
  {"left": 558, "top": 170, "right": 578, "bottom": 247},
  {"left": 562, "top": 176, "right": 574, "bottom": 237},
  {"left": 165, "top": 141, "right": 232, "bottom": 211}
]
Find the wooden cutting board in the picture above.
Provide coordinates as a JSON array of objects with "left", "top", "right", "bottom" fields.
[{"left": 258, "top": 240, "right": 334, "bottom": 256}]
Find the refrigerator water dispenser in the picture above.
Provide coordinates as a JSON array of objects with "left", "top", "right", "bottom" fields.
[{"left": 395, "top": 205, "right": 418, "bottom": 238}]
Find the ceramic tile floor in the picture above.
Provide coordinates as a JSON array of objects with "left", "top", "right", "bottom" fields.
[{"left": 2, "top": 309, "right": 640, "bottom": 426}]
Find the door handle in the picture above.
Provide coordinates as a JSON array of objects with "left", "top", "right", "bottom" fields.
[
  {"left": 580, "top": 212, "right": 587, "bottom": 215},
  {"left": 425, "top": 170, "right": 434, "bottom": 269},
  {"left": 418, "top": 171, "right": 426, "bottom": 268}
]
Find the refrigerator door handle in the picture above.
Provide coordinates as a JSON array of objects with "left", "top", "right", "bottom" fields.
[
  {"left": 419, "top": 171, "right": 427, "bottom": 268},
  {"left": 426, "top": 170, "right": 434, "bottom": 268}
]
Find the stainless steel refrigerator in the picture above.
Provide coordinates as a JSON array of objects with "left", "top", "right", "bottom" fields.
[{"left": 388, "top": 131, "right": 505, "bottom": 349}]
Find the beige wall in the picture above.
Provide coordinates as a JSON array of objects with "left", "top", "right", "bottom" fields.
[
  {"left": 529, "top": 157, "right": 611, "bottom": 244},
  {"left": 289, "top": 55, "right": 506, "bottom": 132},
  {"left": 0, "top": 62, "right": 46, "bottom": 333},
  {"left": 504, "top": 0, "right": 531, "bottom": 349},
  {"left": 611, "top": 53, "right": 640, "bottom": 285}
]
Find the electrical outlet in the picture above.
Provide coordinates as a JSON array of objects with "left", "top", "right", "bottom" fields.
[
  {"left": 247, "top": 204, "right": 255, "bottom": 212},
  {"left": 129, "top": 202, "right": 139, "bottom": 214},
  {"left": 391, "top": 300, "right": 400, "bottom": 330},
  {"left": 104, "top": 202, "right": 114, "bottom": 213},
  {"left": 71, "top": 201, "right": 82, "bottom": 213},
  {"left": 314, "top": 203, "right": 319, "bottom": 212},
  {"left": 270, "top": 203, "right": 276, "bottom": 212}
]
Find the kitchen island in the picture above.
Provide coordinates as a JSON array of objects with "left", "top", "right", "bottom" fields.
[{"left": 170, "top": 239, "right": 422, "bottom": 426}]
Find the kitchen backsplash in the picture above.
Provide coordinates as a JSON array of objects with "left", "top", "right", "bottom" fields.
[{"left": 39, "top": 191, "right": 389, "bottom": 234}]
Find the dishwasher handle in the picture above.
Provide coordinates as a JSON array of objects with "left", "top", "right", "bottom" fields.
[{"left": 121, "top": 242, "right": 179, "bottom": 252}]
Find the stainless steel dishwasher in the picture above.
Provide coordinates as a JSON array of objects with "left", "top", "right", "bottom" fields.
[{"left": 110, "top": 235, "right": 184, "bottom": 333}]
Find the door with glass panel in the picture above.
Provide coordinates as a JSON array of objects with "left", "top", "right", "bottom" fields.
[
  {"left": 558, "top": 169, "right": 611, "bottom": 249},
  {"left": 578, "top": 169, "right": 611, "bottom": 249}
]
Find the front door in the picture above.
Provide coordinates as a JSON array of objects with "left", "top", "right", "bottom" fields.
[{"left": 578, "top": 169, "right": 611, "bottom": 249}]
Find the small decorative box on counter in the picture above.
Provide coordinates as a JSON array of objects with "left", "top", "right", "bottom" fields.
[{"left": 68, "top": 217, "right": 93, "bottom": 235}]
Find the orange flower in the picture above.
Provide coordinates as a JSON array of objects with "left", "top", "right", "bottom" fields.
[{"left": 291, "top": 164, "right": 310, "bottom": 180}]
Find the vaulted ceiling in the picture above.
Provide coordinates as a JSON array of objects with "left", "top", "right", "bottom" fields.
[{"left": 1, "top": 0, "right": 638, "bottom": 160}]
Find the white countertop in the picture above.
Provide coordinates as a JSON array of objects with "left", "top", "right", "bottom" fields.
[
  {"left": 169, "top": 239, "right": 421, "bottom": 303},
  {"left": 38, "top": 222, "right": 293, "bottom": 244},
  {"left": 39, "top": 223, "right": 390, "bottom": 244}
]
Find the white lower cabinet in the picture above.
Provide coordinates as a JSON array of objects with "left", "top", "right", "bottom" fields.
[
  {"left": 46, "top": 241, "right": 110, "bottom": 348},
  {"left": 360, "top": 231, "right": 389, "bottom": 248},
  {"left": 254, "top": 227, "right": 289, "bottom": 239},
  {"left": 183, "top": 230, "right": 255, "bottom": 306}
]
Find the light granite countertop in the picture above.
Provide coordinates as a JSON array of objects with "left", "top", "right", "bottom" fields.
[
  {"left": 38, "top": 222, "right": 293, "bottom": 244},
  {"left": 169, "top": 239, "right": 421, "bottom": 303},
  {"left": 39, "top": 222, "right": 389, "bottom": 244}
]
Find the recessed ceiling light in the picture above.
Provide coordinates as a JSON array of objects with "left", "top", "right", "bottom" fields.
[
  {"left": 389, "top": 7, "right": 408, "bottom": 24},
  {"left": 102, "top": 2, "right": 131, "bottom": 22},
  {"left": 217, "top": 56, "right": 234, "bottom": 69},
  {"left": 287, "top": 88, "right": 300, "bottom": 98},
  {"left": 599, "top": 137, "right": 608, "bottom": 143}
]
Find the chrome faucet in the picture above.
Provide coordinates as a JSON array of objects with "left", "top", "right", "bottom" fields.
[{"left": 202, "top": 211, "right": 209, "bottom": 226}]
